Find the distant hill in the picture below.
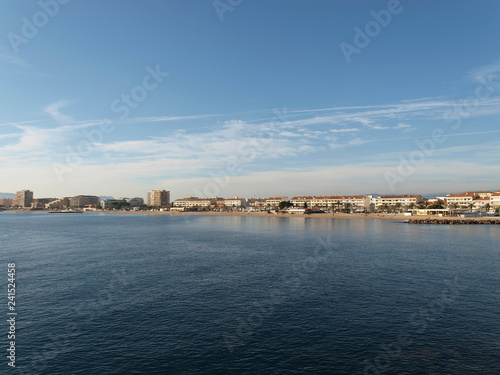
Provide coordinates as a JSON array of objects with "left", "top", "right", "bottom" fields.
[
  {"left": 0, "top": 193, "right": 15, "bottom": 199},
  {"left": 100, "top": 196, "right": 114, "bottom": 200}
]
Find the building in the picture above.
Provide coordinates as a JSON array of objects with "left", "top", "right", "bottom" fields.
[
  {"left": 126, "top": 197, "right": 144, "bottom": 207},
  {"left": 69, "top": 195, "right": 100, "bottom": 208},
  {"left": 469, "top": 191, "right": 493, "bottom": 198},
  {"left": 173, "top": 197, "right": 215, "bottom": 208},
  {"left": 445, "top": 193, "right": 478, "bottom": 208},
  {"left": 31, "top": 198, "right": 57, "bottom": 209},
  {"left": 0, "top": 198, "right": 13, "bottom": 207},
  {"left": 473, "top": 197, "right": 491, "bottom": 211},
  {"left": 224, "top": 198, "right": 247, "bottom": 208},
  {"left": 290, "top": 196, "right": 372, "bottom": 211},
  {"left": 147, "top": 190, "right": 170, "bottom": 207},
  {"left": 265, "top": 197, "right": 288, "bottom": 207},
  {"left": 15, "top": 190, "right": 33, "bottom": 207},
  {"left": 46, "top": 198, "right": 70, "bottom": 210},
  {"left": 375, "top": 195, "right": 423, "bottom": 209},
  {"left": 101, "top": 198, "right": 127, "bottom": 209},
  {"left": 490, "top": 191, "right": 500, "bottom": 208}
]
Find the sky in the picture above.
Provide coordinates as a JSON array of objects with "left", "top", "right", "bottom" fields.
[{"left": 0, "top": 0, "right": 499, "bottom": 200}]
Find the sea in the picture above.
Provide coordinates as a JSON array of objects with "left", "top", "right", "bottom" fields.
[{"left": 0, "top": 211, "right": 499, "bottom": 374}]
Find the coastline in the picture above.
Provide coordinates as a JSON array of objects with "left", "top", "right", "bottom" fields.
[
  {"left": 84, "top": 211, "right": 408, "bottom": 220},
  {"left": 5, "top": 210, "right": 499, "bottom": 223}
]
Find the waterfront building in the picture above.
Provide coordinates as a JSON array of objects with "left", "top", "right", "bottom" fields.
[
  {"left": 375, "top": 195, "right": 423, "bottom": 209},
  {"left": 31, "top": 198, "right": 57, "bottom": 209},
  {"left": 126, "top": 197, "right": 144, "bottom": 207},
  {"left": 469, "top": 191, "right": 494, "bottom": 198},
  {"left": 224, "top": 198, "right": 247, "bottom": 208},
  {"left": 0, "top": 198, "right": 13, "bottom": 207},
  {"left": 173, "top": 197, "right": 216, "bottom": 208},
  {"left": 15, "top": 190, "right": 33, "bottom": 207},
  {"left": 473, "top": 197, "right": 491, "bottom": 211},
  {"left": 101, "top": 198, "right": 127, "bottom": 209},
  {"left": 147, "top": 190, "right": 170, "bottom": 207},
  {"left": 265, "top": 197, "right": 288, "bottom": 207},
  {"left": 46, "top": 198, "right": 70, "bottom": 210},
  {"left": 69, "top": 195, "right": 100, "bottom": 208},
  {"left": 445, "top": 193, "right": 478, "bottom": 208},
  {"left": 290, "top": 196, "right": 372, "bottom": 211},
  {"left": 490, "top": 191, "right": 500, "bottom": 208}
]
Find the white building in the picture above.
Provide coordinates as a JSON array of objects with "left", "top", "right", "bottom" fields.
[
  {"left": 290, "top": 196, "right": 371, "bottom": 211},
  {"left": 445, "top": 193, "right": 478, "bottom": 208},
  {"left": 224, "top": 198, "right": 247, "bottom": 208},
  {"left": 375, "top": 195, "right": 423, "bottom": 208},
  {"left": 265, "top": 197, "right": 288, "bottom": 207},
  {"left": 473, "top": 197, "right": 491, "bottom": 211},
  {"left": 490, "top": 191, "right": 500, "bottom": 208},
  {"left": 173, "top": 197, "right": 215, "bottom": 208}
]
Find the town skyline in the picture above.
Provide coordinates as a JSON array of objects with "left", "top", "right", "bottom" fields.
[{"left": 1, "top": 2, "right": 500, "bottom": 197}]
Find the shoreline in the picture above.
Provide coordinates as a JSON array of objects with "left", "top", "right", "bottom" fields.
[
  {"left": 84, "top": 210, "right": 410, "bottom": 220},
  {"left": 4, "top": 210, "right": 500, "bottom": 223}
]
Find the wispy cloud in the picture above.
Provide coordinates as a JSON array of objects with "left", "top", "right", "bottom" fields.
[
  {"left": 44, "top": 100, "right": 75, "bottom": 125},
  {"left": 0, "top": 48, "right": 31, "bottom": 68}
]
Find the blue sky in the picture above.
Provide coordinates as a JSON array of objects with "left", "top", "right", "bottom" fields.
[{"left": 1, "top": 0, "right": 499, "bottom": 199}]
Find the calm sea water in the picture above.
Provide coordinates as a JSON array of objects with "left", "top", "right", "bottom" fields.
[{"left": 1, "top": 212, "right": 499, "bottom": 374}]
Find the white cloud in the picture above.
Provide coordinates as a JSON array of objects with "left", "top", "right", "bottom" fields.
[{"left": 44, "top": 100, "right": 74, "bottom": 125}]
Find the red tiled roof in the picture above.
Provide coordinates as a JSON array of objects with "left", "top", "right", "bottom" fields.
[{"left": 446, "top": 193, "right": 476, "bottom": 198}]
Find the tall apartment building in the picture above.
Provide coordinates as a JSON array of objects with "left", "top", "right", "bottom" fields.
[
  {"left": 147, "top": 190, "right": 170, "bottom": 207},
  {"left": 15, "top": 190, "right": 34, "bottom": 207}
]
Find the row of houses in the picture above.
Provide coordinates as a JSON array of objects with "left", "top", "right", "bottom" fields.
[
  {"left": 171, "top": 195, "right": 419, "bottom": 211},
  {"left": 172, "top": 191, "right": 500, "bottom": 212}
]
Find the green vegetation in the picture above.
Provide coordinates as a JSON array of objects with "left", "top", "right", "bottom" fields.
[{"left": 278, "top": 201, "right": 293, "bottom": 210}]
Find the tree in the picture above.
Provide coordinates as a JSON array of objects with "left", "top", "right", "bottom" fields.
[
  {"left": 428, "top": 204, "right": 444, "bottom": 210},
  {"left": 278, "top": 201, "right": 292, "bottom": 210},
  {"left": 304, "top": 202, "right": 308, "bottom": 209},
  {"left": 485, "top": 203, "right": 491, "bottom": 213}
]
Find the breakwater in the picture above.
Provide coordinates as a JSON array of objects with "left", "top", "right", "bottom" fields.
[{"left": 408, "top": 217, "right": 500, "bottom": 225}]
